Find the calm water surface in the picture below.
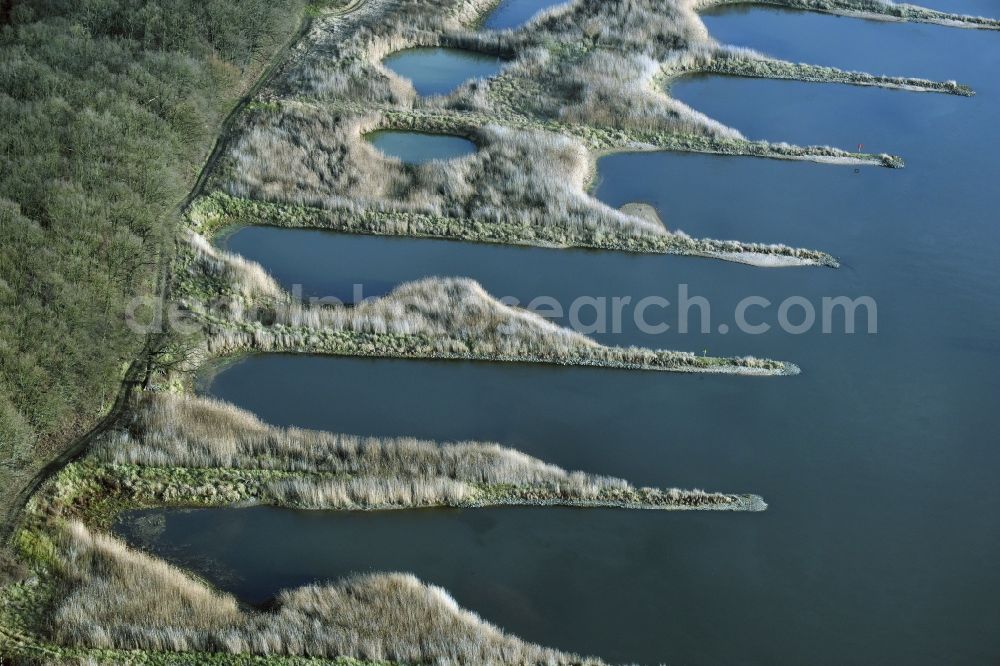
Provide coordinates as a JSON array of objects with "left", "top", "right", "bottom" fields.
[
  {"left": 701, "top": 5, "right": 997, "bottom": 76},
  {"left": 366, "top": 130, "right": 476, "bottom": 163},
  {"left": 123, "top": 8, "right": 1000, "bottom": 666},
  {"left": 381, "top": 47, "right": 505, "bottom": 96},
  {"left": 481, "top": 0, "right": 566, "bottom": 30}
]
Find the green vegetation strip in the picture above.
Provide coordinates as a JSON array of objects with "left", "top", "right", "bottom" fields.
[
  {"left": 696, "top": 57, "right": 974, "bottom": 96},
  {"left": 290, "top": 99, "right": 902, "bottom": 166},
  {"left": 191, "top": 191, "right": 841, "bottom": 268},
  {"left": 201, "top": 324, "right": 798, "bottom": 375}
]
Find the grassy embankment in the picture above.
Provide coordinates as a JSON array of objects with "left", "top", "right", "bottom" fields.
[
  {"left": 200, "top": 108, "right": 841, "bottom": 266},
  {"left": 88, "top": 392, "right": 764, "bottom": 512},
  {"left": 0, "top": 0, "right": 313, "bottom": 575},
  {"left": 0, "top": 390, "right": 759, "bottom": 662},
  {"left": 3, "top": 521, "right": 603, "bottom": 665},
  {"left": 176, "top": 226, "right": 800, "bottom": 375},
  {"left": 190, "top": 0, "right": 989, "bottom": 266},
  {"left": 661, "top": 45, "right": 975, "bottom": 96}
]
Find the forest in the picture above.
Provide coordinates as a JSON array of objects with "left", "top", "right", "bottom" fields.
[{"left": 0, "top": 0, "right": 307, "bottom": 571}]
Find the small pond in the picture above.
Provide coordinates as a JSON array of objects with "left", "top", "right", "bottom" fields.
[
  {"left": 366, "top": 130, "right": 476, "bottom": 163},
  {"left": 382, "top": 47, "right": 505, "bottom": 96}
]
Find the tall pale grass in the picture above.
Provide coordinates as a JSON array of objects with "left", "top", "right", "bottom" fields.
[
  {"left": 89, "top": 392, "right": 745, "bottom": 510},
  {"left": 98, "top": 393, "right": 653, "bottom": 494},
  {"left": 55, "top": 522, "right": 242, "bottom": 649},
  {"left": 202, "top": 0, "right": 952, "bottom": 267},
  {"left": 271, "top": 0, "right": 743, "bottom": 137},
  {"left": 184, "top": 230, "right": 283, "bottom": 300},
  {"left": 220, "top": 105, "right": 669, "bottom": 241},
  {"left": 187, "top": 234, "right": 598, "bottom": 349},
  {"left": 54, "top": 522, "right": 603, "bottom": 663},
  {"left": 269, "top": 476, "right": 475, "bottom": 508},
  {"left": 180, "top": 230, "right": 789, "bottom": 374}
]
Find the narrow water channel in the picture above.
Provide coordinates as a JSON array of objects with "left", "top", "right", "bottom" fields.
[{"left": 122, "top": 7, "right": 1000, "bottom": 665}]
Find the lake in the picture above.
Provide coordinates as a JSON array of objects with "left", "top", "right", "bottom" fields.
[{"left": 126, "top": 7, "right": 1000, "bottom": 665}]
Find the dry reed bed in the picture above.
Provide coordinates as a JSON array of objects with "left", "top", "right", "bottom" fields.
[
  {"left": 195, "top": 0, "right": 991, "bottom": 261},
  {"left": 178, "top": 229, "right": 798, "bottom": 375},
  {"left": 1, "top": 383, "right": 759, "bottom": 661},
  {"left": 661, "top": 45, "right": 975, "bottom": 96},
  {"left": 206, "top": 101, "right": 843, "bottom": 265},
  {"left": 199, "top": 182, "right": 843, "bottom": 267},
  {"left": 275, "top": 0, "right": 974, "bottom": 117},
  {"left": 268, "top": 0, "right": 979, "bottom": 131},
  {"left": 87, "top": 392, "right": 759, "bottom": 511},
  {"left": 218, "top": 106, "right": 665, "bottom": 240},
  {"left": 0, "top": 373, "right": 762, "bottom": 659},
  {"left": 53, "top": 521, "right": 604, "bottom": 663}
]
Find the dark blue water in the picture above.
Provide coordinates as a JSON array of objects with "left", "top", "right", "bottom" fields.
[
  {"left": 366, "top": 130, "right": 476, "bottom": 163},
  {"left": 381, "top": 47, "right": 505, "bottom": 96},
  {"left": 124, "top": 8, "right": 1000, "bottom": 665},
  {"left": 670, "top": 75, "right": 965, "bottom": 151},
  {"left": 217, "top": 226, "right": 878, "bottom": 359},
  {"left": 655, "top": 16, "right": 1000, "bottom": 251},
  {"left": 117, "top": 505, "right": 791, "bottom": 661},
  {"left": 701, "top": 5, "right": 995, "bottom": 77},
  {"left": 481, "top": 0, "right": 567, "bottom": 30}
]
